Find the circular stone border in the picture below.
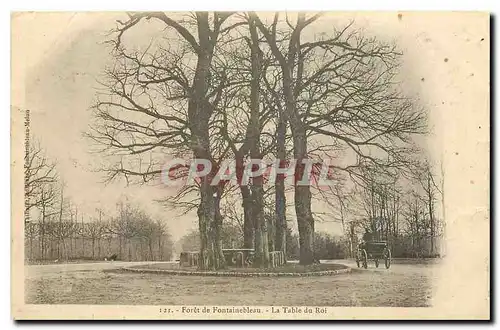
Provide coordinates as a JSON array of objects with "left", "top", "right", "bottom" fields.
[{"left": 119, "top": 265, "right": 351, "bottom": 277}]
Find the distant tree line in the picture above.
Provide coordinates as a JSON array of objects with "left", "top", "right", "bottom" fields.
[
  {"left": 25, "top": 201, "right": 173, "bottom": 262},
  {"left": 24, "top": 138, "right": 173, "bottom": 263},
  {"left": 316, "top": 161, "right": 444, "bottom": 259}
]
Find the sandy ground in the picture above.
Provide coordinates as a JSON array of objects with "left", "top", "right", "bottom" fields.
[{"left": 24, "top": 259, "right": 438, "bottom": 307}]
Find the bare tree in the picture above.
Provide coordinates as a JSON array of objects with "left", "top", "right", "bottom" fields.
[
  {"left": 251, "top": 13, "right": 426, "bottom": 264},
  {"left": 414, "top": 160, "right": 442, "bottom": 255},
  {"left": 250, "top": 12, "right": 319, "bottom": 265},
  {"left": 25, "top": 138, "right": 59, "bottom": 260},
  {"left": 88, "top": 12, "right": 251, "bottom": 270},
  {"left": 85, "top": 219, "right": 107, "bottom": 259},
  {"left": 402, "top": 190, "right": 429, "bottom": 257},
  {"left": 25, "top": 139, "right": 58, "bottom": 219}
]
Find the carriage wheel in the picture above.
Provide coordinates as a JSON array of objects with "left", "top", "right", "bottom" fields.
[
  {"left": 384, "top": 248, "right": 392, "bottom": 269},
  {"left": 375, "top": 259, "right": 379, "bottom": 268},
  {"left": 361, "top": 249, "right": 368, "bottom": 269}
]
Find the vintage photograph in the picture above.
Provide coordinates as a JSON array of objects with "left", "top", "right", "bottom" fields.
[{"left": 11, "top": 11, "right": 489, "bottom": 320}]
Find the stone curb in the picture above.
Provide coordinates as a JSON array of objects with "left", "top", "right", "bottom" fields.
[{"left": 119, "top": 266, "right": 351, "bottom": 277}]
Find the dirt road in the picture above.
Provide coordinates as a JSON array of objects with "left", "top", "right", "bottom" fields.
[{"left": 24, "top": 259, "right": 438, "bottom": 307}]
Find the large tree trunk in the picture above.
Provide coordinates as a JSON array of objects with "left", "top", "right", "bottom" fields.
[
  {"left": 213, "top": 187, "right": 226, "bottom": 269},
  {"left": 284, "top": 74, "right": 315, "bottom": 265},
  {"left": 189, "top": 13, "right": 225, "bottom": 270},
  {"left": 248, "top": 17, "right": 269, "bottom": 268},
  {"left": 241, "top": 186, "right": 254, "bottom": 249},
  {"left": 294, "top": 168, "right": 315, "bottom": 264},
  {"left": 275, "top": 116, "right": 287, "bottom": 260},
  {"left": 236, "top": 150, "right": 254, "bottom": 249},
  {"left": 268, "top": 214, "right": 275, "bottom": 253},
  {"left": 252, "top": 183, "right": 268, "bottom": 267},
  {"left": 197, "top": 185, "right": 225, "bottom": 270},
  {"left": 196, "top": 180, "right": 226, "bottom": 270}
]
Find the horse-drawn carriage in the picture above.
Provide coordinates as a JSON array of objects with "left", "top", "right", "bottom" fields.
[{"left": 356, "top": 240, "right": 391, "bottom": 269}]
